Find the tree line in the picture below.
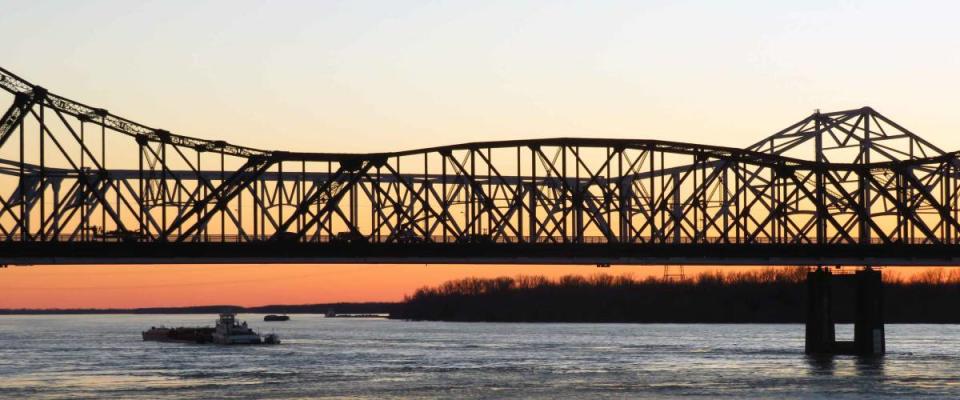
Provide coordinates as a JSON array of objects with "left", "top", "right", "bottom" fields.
[{"left": 392, "top": 268, "right": 960, "bottom": 323}]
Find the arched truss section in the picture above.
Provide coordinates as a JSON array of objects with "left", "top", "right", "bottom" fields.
[{"left": 2, "top": 66, "right": 960, "bottom": 265}]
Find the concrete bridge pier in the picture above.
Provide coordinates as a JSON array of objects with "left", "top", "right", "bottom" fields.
[
  {"left": 805, "top": 267, "right": 835, "bottom": 354},
  {"left": 854, "top": 268, "right": 885, "bottom": 355},
  {"left": 805, "top": 267, "right": 884, "bottom": 356}
]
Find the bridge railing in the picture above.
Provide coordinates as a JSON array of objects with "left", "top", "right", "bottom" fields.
[{"left": 0, "top": 234, "right": 915, "bottom": 245}]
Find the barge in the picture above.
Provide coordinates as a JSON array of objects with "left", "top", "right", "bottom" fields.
[{"left": 142, "top": 313, "right": 280, "bottom": 345}]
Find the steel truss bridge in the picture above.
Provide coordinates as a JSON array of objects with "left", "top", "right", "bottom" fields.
[{"left": 1, "top": 66, "right": 959, "bottom": 266}]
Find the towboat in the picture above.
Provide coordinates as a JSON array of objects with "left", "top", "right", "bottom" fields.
[
  {"left": 213, "top": 313, "right": 271, "bottom": 344},
  {"left": 143, "top": 313, "right": 280, "bottom": 345}
]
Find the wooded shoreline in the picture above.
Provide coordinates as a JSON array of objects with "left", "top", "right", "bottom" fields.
[{"left": 393, "top": 268, "right": 960, "bottom": 323}]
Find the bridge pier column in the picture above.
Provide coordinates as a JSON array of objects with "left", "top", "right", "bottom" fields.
[
  {"left": 854, "top": 268, "right": 885, "bottom": 355},
  {"left": 805, "top": 267, "right": 834, "bottom": 354},
  {"left": 804, "top": 267, "right": 885, "bottom": 356}
]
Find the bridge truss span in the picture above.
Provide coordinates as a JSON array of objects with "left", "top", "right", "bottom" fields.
[{"left": 1, "top": 66, "right": 960, "bottom": 265}]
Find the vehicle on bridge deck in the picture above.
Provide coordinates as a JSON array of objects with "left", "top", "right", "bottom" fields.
[
  {"left": 332, "top": 231, "right": 369, "bottom": 244},
  {"left": 455, "top": 234, "right": 493, "bottom": 244},
  {"left": 393, "top": 230, "right": 425, "bottom": 244},
  {"left": 103, "top": 230, "right": 145, "bottom": 243},
  {"left": 271, "top": 231, "right": 301, "bottom": 243}
]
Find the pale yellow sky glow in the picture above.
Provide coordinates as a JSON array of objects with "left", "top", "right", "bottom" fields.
[{"left": 3, "top": 1, "right": 960, "bottom": 155}]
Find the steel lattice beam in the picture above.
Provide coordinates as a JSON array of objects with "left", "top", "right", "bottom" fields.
[{"left": 1, "top": 66, "right": 960, "bottom": 265}]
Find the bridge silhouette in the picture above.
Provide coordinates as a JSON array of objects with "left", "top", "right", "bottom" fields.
[{"left": 0, "top": 66, "right": 958, "bottom": 266}]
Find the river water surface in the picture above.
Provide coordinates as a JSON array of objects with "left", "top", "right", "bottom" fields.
[{"left": 1, "top": 315, "right": 959, "bottom": 399}]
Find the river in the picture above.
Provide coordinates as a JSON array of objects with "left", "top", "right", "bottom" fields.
[{"left": 1, "top": 315, "right": 958, "bottom": 398}]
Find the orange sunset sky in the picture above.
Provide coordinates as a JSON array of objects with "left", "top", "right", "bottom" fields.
[
  {"left": 0, "top": 264, "right": 674, "bottom": 308},
  {"left": 1, "top": 265, "right": 954, "bottom": 309},
  {"left": 3, "top": 1, "right": 960, "bottom": 308}
]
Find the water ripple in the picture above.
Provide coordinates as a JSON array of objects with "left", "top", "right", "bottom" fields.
[{"left": 1, "top": 316, "right": 958, "bottom": 398}]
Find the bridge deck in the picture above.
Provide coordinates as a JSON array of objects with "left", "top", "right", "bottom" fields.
[{"left": 2, "top": 242, "right": 958, "bottom": 266}]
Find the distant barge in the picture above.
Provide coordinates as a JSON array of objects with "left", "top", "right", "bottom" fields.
[
  {"left": 325, "top": 309, "right": 387, "bottom": 318},
  {"left": 143, "top": 313, "right": 279, "bottom": 345},
  {"left": 326, "top": 313, "right": 388, "bottom": 318}
]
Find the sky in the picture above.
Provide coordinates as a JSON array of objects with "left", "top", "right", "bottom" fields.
[{"left": 2, "top": 0, "right": 960, "bottom": 308}]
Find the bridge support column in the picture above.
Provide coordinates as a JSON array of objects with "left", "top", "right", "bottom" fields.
[
  {"left": 805, "top": 267, "right": 834, "bottom": 354},
  {"left": 854, "top": 268, "right": 885, "bottom": 355},
  {"left": 804, "top": 267, "right": 885, "bottom": 356}
]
